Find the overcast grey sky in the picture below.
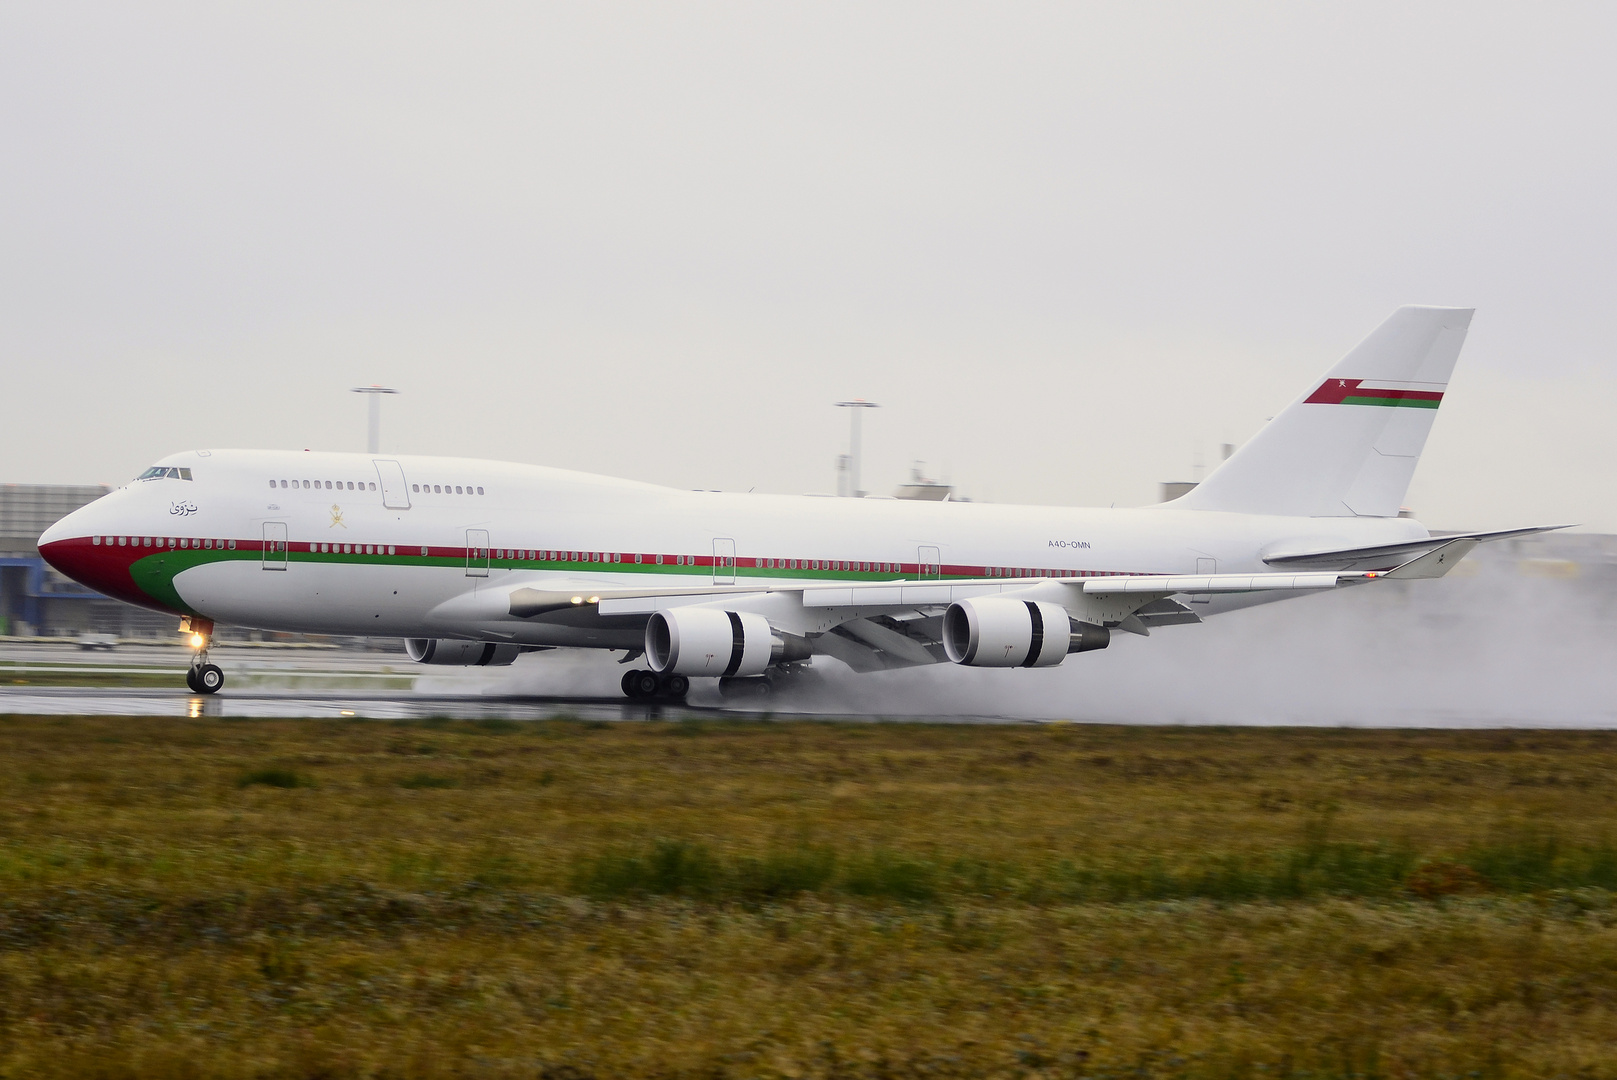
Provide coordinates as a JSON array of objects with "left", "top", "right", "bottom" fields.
[{"left": 3, "top": 3, "right": 1613, "bottom": 530}]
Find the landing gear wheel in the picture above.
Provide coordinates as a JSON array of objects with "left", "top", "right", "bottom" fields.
[
  {"left": 620, "top": 669, "right": 640, "bottom": 697},
  {"left": 659, "top": 673, "right": 689, "bottom": 700},
  {"left": 627, "top": 670, "right": 662, "bottom": 700},
  {"left": 720, "top": 676, "right": 774, "bottom": 701},
  {"left": 194, "top": 664, "right": 224, "bottom": 695},
  {"left": 185, "top": 669, "right": 200, "bottom": 693}
]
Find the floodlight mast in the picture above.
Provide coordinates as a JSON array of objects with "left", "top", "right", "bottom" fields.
[
  {"left": 833, "top": 400, "right": 880, "bottom": 497},
  {"left": 350, "top": 386, "right": 400, "bottom": 454}
]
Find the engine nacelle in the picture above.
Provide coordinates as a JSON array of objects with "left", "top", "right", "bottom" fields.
[
  {"left": 645, "top": 608, "right": 807, "bottom": 677},
  {"left": 405, "top": 638, "right": 522, "bottom": 666},
  {"left": 943, "top": 598, "right": 1106, "bottom": 667}
]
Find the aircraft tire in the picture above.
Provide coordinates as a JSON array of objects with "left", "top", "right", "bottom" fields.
[
  {"left": 620, "top": 669, "right": 639, "bottom": 697},
  {"left": 196, "top": 664, "right": 224, "bottom": 695},
  {"left": 184, "top": 668, "right": 200, "bottom": 693},
  {"left": 660, "top": 673, "right": 689, "bottom": 700},
  {"left": 720, "top": 676, "right": 773, "bottom": 700},
  {"left": 628, "top": 670, "right": 661, "bottom": 700}
]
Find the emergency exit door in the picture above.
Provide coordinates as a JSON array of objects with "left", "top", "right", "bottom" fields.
[
  {"left": 712, "top": 538, "right": 736, "bottom": 585},
  {"left": 373, "top": 459, "right": 411, "bottom": 509},
  {"left": 263, "top": 522, "right": 288, "bottom": 570},
  {"left": 466, "top": 529, "right": 490, "bottom": 577},
  {"left": 918, "top": 545, "right": 941, "bottom": 579},
  {"left": 1192, "top": 556, "right": 1216, "bottom": 603}
]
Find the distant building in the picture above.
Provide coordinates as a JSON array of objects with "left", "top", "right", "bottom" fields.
[
  {"left": 1159, "top": 444, "right": 1237, "bottom": 503},
  {"left": 0, "top": 484, "right": 173, "bottom": 637},
  {"left": 894, "top": 462, "right": 956, "bottom": 502}
]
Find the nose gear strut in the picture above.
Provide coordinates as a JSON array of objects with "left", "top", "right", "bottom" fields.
[{"left": 181, "top": 616, "right": 225, "bottom": 695}]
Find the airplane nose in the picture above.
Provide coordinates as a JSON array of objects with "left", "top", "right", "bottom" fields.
[
  {"left": 37, "top": 510, "right": 80, "bottom": 550},
  {"left": 38, "top": 506, "right": 184, "bottom": 615},
  {"left": 38, "top": 506, "right": 100, "bottom": 581}
]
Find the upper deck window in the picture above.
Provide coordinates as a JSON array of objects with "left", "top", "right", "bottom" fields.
[{"left": 137, "top": 466, "right": 192, "bottom": 481}]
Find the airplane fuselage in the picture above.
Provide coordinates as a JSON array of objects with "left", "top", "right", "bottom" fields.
[{"left": 41, "top": 448, "right": 1431, "bottom": 647}]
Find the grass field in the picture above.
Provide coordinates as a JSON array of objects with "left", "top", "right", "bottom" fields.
[{"left": 1, "top": 715, "right": 1615, "bottom": 1078}]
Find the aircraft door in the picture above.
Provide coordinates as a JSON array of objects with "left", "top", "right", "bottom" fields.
[
  {"left": 712, "top": 538, "right": 736, "bottom": 585},
  {"left": 1192, "top": 556, "right": 1216, "bottom": 603},
  {"left": 466, "top": 529, "right": 490, "bottom": 577},
  {"left": 918, "top": 545, "right": 941, "bottom": 579},
  {"left": 374, "top": 460, "right": 411, "bottom": 509},
  {"left": 263, "top": 522, "right": 288, "bottom": 570}
]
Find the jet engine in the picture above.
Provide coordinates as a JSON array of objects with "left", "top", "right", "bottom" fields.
[
  {"left": 405, "top": 638, "right": 523, "bottom": 666},
  {"left": 645, "top": 608, "right": 809, "bottom": 677},
  {"left": 942, "top": 598, "right": 1107, "bottom": 667}
]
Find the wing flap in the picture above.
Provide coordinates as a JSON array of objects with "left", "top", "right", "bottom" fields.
[{"left": 1081, "top": 572, "right": 1344, "bottom": 595}]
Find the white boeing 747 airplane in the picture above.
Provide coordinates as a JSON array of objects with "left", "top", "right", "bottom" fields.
[{"left": 41, "top": 307, "right": 1557, "bottom": 699}]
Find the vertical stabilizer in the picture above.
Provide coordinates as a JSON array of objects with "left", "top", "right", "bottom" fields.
[{"left": 1179, "top": 306, "right": 1472, "bottom": 518}]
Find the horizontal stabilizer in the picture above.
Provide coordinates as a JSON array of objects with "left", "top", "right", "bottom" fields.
[
  {"left": 1263, "top": 525, "right": 1570, "bottom": 572},
  {"left": 1383, "top": 538, "right": 1479, "bottom": 579}
]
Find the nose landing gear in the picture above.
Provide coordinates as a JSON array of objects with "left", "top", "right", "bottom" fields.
[{"left": 181, "top": 616, "right": 224, "bottom": 695}]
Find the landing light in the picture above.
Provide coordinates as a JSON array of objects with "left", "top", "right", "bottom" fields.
[
  {"left": 588, "top": 596, "right": 599, "bottom": 604},
  {"left": 189, "top": 633, "right": 206, "bottom": 650},
  {"left": 571, "top": 596, "right": 583, "bottom": 604}
]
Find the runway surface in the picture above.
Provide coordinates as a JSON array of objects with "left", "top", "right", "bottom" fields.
[
  {"left": 0, "top": 641, "right": 1030, "bottom": 722},
  {"left": 0, "top": 685, "right": 741, "bottom": 721}
]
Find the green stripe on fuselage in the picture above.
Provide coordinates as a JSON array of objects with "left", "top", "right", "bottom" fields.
[
  {"left": 127, "top": 549, "right": 967, "bottom": 614},
  {"left": 129, "top": 549, "right": 256, "bottom": 614}
]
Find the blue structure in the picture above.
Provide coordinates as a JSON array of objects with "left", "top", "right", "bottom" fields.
[{"left": 0, "top": 554, "right": 108, "bottom": 634}]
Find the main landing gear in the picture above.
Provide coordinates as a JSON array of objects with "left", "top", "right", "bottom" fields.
[
  {"left": 718, "top": 675, "right": 775, "bottom": 701},
  {"left": 620, "top": 669, "right": 688, "bottom": 701},
  {"left": 182, "top": 616, "right": 225, "bottom": 695}
]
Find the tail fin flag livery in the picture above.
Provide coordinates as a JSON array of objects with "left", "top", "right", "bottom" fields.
[
  {"left": 1181, "top": 306, "right": 1472, "bottom": 518},
  {"left": 37, "top": 306, "right": 1565, "bottom": 700}
]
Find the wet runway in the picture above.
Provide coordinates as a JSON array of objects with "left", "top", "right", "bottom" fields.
[
  {"left": 0, "top": 684, "right": 740, "bottom": 721},
  {"left": 0, "top": 642, "right": 738, "bottom": 721},
  {"left": 0, "top": 641, "right": 1028, "bottom": 722}
]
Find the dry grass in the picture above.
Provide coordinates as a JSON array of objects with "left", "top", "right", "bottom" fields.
[{"left": 2, "top": 715, "right": 1616, "bottom": 1078}]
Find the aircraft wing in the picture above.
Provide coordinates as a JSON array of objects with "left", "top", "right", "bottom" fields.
[
  {"left": 474, "top": 544, "right": 1477, "bottom": 672},
  {"left": 1261, "top": 525, "right": 1570, "bottom": 572},
  {"left": 579, "top": 569, "right": 1378, "bottom": 668}
]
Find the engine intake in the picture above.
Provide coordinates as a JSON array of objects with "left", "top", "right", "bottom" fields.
[
  {"left": 942, "top": 598, "right": 1106, "bottom": 667},
  {"left": 406, "top": 638, "right": 522, "bottom": 666},
  {"left": 645, "top": 608, "right": 808, "bottom": 677}
]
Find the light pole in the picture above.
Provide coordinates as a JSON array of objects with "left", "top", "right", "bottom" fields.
[
  {"left": 833, "top": 400, "right": 880, "bottom": 497},
  {"left": 350, "top": 386, "right": 400, "bottom": 454}
]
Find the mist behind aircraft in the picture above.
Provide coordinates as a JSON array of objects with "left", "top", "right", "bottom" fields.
[{"left": 487, "top": 533, "right": 1617, "bottom": 726}]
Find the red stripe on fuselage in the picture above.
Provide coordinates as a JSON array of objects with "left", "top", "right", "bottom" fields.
[
  {"left": 42, "top": 533, "right": 1146, "bottom": 607},
  {"left": 38, "top": 537, "right": 192, "bottom": 615}
]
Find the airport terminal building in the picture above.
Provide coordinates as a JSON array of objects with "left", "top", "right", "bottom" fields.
[{"left": 0, "top": 484, "right": 173, "bottom": 637}]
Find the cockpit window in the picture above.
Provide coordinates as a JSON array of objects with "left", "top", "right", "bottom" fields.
[{"left": 136, "top": 466, "right": 193, "bottom": 481}]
